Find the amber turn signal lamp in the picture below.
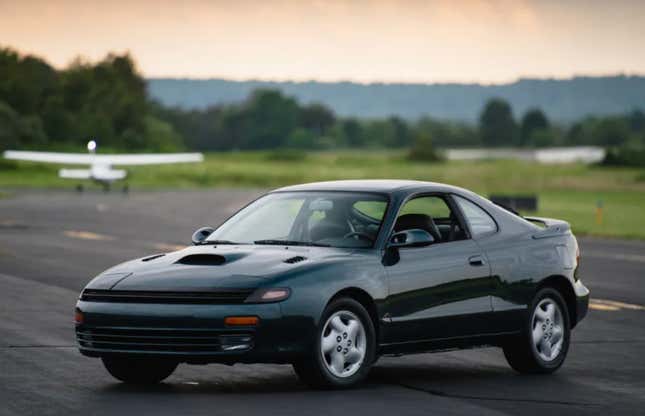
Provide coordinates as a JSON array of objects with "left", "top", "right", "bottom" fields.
[
  {"left": 74, "top": 309, "right": 84, "bottom": 325},
  {"left": 225, "top": 316, "right": 259, "bottom": 326}
]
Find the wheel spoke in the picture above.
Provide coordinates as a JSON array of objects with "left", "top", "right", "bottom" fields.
[
  {"left": 532, "top": 324, "right": 545, "bottom": 345},
  {"left": 330, "top": 316, "right": 346, "bottom": 333},
  {"left": 345, "top": 347, "right": 363, "bottom": 365},
  {"left": 346, "top": 320, "right": 359, "bottom": 341},
  {"left": 322, "top": 332, "right": 337, "bottom": 353},
  {"left": 540, "top": 338, "right": 553, "bottom": 359},
  {"left": 545, "top": 303, "right": 555, "bottom": 321},
  {"left": 551, "top": 325, "right": 563, "bottom": 345},
  {"left": 534, "top": 306, "right": 548, "bottom": 321},
  {"left": 331, "top": 350, "right": 345, "bottom": 374}
]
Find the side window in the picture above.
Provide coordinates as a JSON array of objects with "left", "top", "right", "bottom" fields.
[
  {"left": 454, "top": 196, "right": 497, "bottom": 237},
  {"left": 353, "top": 200, "right": 387, "bottom": 221},
  {"left": 399, "top": 196, "right": 451, "bottom": 219},
  {"left": 395, "top": 195, "right": 467, "bottom": 243}
]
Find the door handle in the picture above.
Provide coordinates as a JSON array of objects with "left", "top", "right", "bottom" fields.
[{"left": 468, "top": 255, "right": 485, "bottom": 266}]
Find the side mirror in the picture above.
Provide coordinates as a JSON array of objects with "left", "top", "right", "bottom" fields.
[
  {"left": 192, "top": 226, "right": 215, "bottom": 245},
  {"left": 388, "top": 229, "right": 434, "bottom": 248}
]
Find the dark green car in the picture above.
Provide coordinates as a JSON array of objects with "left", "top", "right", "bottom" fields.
[{"left": 75, "top": 180, "right": 589, "bottom": 388}]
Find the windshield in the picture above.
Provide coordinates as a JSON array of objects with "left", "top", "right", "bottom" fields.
[{"left": 206, "top": 191, "right": 389, "bottom": 248}]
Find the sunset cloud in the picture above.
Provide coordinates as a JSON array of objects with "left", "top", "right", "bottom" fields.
[{"left": 1, "top": 0, "right": 644, "bottom": 83}]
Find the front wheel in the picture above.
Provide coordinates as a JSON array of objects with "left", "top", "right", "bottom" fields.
[
  {"left": 102, "top": 357, "right": 178, "bottom": 384},
  {"left": 293, "top": 297, "right": 375, "bottom": 389},
  {"left": 503, "top": 287, "right": 571, "bottom": 374}
]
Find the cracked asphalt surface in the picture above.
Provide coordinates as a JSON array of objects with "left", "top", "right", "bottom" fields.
[{"left": 1, "top": 190, "right": 644, "bottom": 416}]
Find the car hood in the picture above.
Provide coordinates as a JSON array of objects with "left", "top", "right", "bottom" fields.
[{"left": 86, "top": 244, "right": 363, "bottom": 291}]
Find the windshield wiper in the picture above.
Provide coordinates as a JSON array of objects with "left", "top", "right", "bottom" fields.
[{"left": 253, "top": 239, "right": 330, "bottom": 247}]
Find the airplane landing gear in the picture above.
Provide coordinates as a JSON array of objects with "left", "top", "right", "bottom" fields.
[{"left": 76, "top": 184, "right": 84, "bottom": 193}]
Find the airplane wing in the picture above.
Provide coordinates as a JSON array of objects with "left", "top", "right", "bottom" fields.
[
  {"left": 3, "top": 151, "right": 204, "bottom": 166},
  {"left": 58, "top": 169, "right": 92, "bottom": 179}
]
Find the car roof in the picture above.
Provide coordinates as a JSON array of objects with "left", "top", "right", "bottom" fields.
[{"left": 273, "top": 179, "right": 468, "bottom": 195}]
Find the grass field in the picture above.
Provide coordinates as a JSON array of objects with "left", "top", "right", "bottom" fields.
[{"left": 1, "top": 151, "right": 644, "bottom": 239}]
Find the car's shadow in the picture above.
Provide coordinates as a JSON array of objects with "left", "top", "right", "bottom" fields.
[{"left": 100, "top": 359, "right": 537, "bottom": 396}]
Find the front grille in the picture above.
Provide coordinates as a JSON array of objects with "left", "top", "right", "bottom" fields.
[
  {"left": 80, "top": 288, "right": 254, "bottom": 304},
  {"left": 76, "top": 327, "right": 253, "bottom": 353}
]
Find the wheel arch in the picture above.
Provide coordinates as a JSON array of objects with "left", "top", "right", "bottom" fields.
[
  {"left": 328, "top": 287, "right": 381, "bottom": 343},
  {"left": 537, "top": 275, "right": 578, "bottom": 328}
]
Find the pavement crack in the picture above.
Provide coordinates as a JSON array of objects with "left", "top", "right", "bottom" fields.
[{"left": 393, "top": 381, "right": 598, "bottom": 407}]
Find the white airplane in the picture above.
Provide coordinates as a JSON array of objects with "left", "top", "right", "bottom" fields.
[{"left": 3, "top": 140, "right": 204, "bottom": 191}]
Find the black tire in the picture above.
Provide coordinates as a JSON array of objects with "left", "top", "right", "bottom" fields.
[
  {"left": 503, "top": 287, "right": 571, "bottom": 374},
  {"left": 102, "top": 357, "right": 178, "bottom": 384},
  {"left": 293, "top": 297, "right": 376, "bottom": 389}
]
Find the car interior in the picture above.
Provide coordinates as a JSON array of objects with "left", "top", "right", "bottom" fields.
[
  {"left": 300, "top": 194, "right": 468, "bottom": 247},
  {"left": 302, "top": 196, "right": 386, "bottom": 247},
  {"left": 394, "top": 195, "right": 467, "bottom": 243}
]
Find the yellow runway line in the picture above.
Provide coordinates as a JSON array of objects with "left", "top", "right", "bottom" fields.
[
  {"left": 589, "top": 298, "right": 645, "bottom": 312},
  {"left": 63, "top": 230, "right": 115, "bottom": 241},
  {"left": 153, "top": 243, "right": 186, "bottom": 252}
]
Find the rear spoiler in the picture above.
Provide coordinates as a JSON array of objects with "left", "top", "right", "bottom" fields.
[{"left": 524, "top": 216, "right": 571, "bottom": 239}]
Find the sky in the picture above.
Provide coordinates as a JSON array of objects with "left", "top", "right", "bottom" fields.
[{"left": 1, "top": 0, "right": 645, "bottom": 84}]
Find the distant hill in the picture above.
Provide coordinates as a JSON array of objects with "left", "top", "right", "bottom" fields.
[{"left": 147, "top": 76, "right": 645, "bottom": 122}]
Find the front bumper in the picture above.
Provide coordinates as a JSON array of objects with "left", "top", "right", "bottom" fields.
[
  {"left": 573, "top": 279, "right": 590, "bottom": 327},
  {"left": 75, "top": 300, "right": 313, "bottom": 364}
]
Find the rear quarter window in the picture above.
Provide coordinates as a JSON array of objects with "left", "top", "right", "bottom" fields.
[{"left": 454, "top": 195, "right": 498, "bottom": 237}]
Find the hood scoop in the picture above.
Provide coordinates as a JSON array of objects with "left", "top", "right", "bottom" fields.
[
  {"left": 284, "top": 255, "right": 307, "bottom": 264},
  {"left": 175, "top": 254, "right": 226, "bottom": 266},
  {"left": 142, "top": 254, "right": 166, "bottom": 262}
]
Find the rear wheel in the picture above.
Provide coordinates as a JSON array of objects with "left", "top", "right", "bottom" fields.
[
  {"left": 293, "top": 297, "right": 375, "bottom": 389},
  {"left": 102, "top": 357, "right": 178, "bottom": 384},
  {"left": 503, "top": 287, "right": 570, "bottom": 374}
]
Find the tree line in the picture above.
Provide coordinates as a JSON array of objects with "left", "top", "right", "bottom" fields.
[
  {"left": 1, "top": 48, "right": 644, "bottom": 165},
  {"left": 0, "top": 48, "right": 182, "bottom": 152}
]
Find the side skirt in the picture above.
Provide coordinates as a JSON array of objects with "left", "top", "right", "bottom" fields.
[{"left": 377, "top": 330, "right": 520, "bottom": 356}]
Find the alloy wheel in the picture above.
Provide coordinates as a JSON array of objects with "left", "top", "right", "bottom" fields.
[
  {"left": 320, "top": 310, "right": 366, "bottom": 378},
  {"left": 531, "top": 298, "right": 565, "bottom": 362}
]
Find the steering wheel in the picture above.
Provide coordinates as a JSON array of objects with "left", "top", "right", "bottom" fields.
[{"left": 343, "top": 231, "right": 374, "bottom": 243}]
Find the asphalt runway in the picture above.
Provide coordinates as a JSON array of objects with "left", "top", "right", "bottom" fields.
[{"left": 1, "top": 190, "right": 644, "bottom": 416}]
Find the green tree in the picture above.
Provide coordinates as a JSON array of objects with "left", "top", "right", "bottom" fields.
[
  {"left": 0, "top": 101, "right": 22, "bottom": 150},
  {"left": 340, "top": 118, "right": 363, "bottom": 147},
  {"left": 628, "top": 109, "right": 645, "bottom": 132},
  {"left": 239, "top": 89, "right": 300, "bottom": 149},
  {"left": 408, "top": 132, "right": 441, "bottom": 162},
  {"left": 0, "top": 49, "right": 60, "bottom": 116},
  {"left": 527, "top": 129, "right": 558, "bottom": 148},
  {"left": 0, "top": 101, "right": 48, "bottom": 150},
  {"left": 300, "top": 103, "right": 335, "bottom": 136},
  {"left": 592, "top": 117, "right": 630, "bottom": 146},
  {"left": 415, "top": 117, "right": 480, "bottom": 148},
  {"left": 520, "top": 108, "right": 549, "bottom": 146},
  {"left": 387, "top": 116, "right": 412, "bottom": 147},
  {"left": 479, "top": 98, "right": 517, "bottom": 147}
]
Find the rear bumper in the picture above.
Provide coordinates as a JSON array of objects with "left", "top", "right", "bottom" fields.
[
  {"left": 75, "top": 300, "right": 314, "bottom": 364},
  {"left": 573, "top": 279, "right": 590, "bottom": 327}
]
